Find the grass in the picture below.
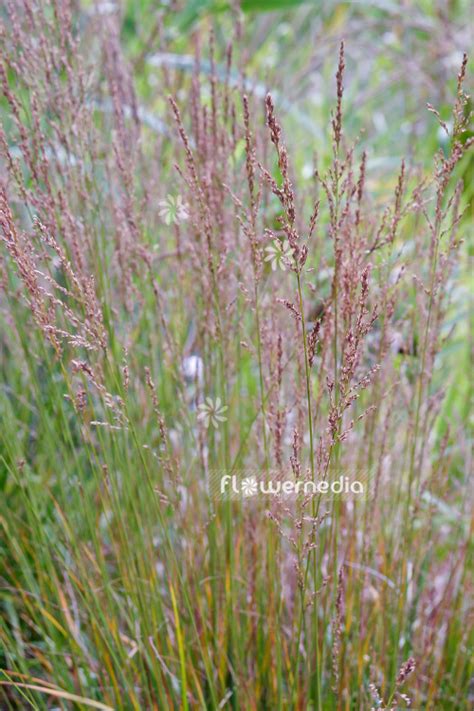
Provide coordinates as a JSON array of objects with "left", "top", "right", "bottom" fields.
[{"left": 0, "top": 1, "right": 472, "bottom": 709}]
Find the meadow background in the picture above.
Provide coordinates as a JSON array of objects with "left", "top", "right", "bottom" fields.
[{"left": 0, "top": 1, "right": 472, "bottom": 709}]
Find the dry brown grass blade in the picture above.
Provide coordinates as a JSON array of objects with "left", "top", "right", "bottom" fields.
[{"left": 0, "top": 680, "right": 115, "bottom": 710}]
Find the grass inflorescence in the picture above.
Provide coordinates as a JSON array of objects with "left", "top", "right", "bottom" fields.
[{"left": 0, "top": 2, "right": 472, "bottom": 709}]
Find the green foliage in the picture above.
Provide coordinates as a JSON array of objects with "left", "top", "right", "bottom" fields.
[{"left": 0, "top": 1, "right": 472, "bottom": 709}]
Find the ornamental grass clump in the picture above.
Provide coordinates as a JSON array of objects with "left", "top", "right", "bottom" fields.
[{"left": 0, "top": 2, "right": 472, "bottom": 709}]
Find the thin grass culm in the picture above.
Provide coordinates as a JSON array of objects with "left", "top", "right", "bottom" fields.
[{"left": 0, "top": 2, "right": 472, "bottom": 710}]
